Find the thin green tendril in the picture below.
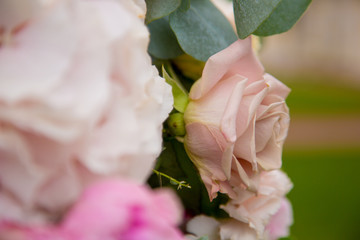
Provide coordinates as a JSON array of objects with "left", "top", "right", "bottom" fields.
[{"left": 152, "top": 169, "right": 191, "bottom": 190}]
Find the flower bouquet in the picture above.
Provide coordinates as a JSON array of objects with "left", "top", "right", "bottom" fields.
[{"left": 0, "top": 0, "right": 311, "bottom": 239}]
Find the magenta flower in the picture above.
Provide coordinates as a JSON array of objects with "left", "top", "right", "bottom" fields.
[{"left": 0, "top": 179, "right": 185, "bottom": 240}]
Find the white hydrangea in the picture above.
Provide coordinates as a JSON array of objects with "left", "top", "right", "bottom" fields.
[{"left": 0, "top": 0, "right": 173, "bottom": 223}]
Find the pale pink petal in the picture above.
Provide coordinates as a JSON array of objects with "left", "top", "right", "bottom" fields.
[
  {"left": 235, "top": 81, "right": 269, "bottom": 137},
  {"left": 0, "top": 1, "right": 77, "bottom": 103},
  {"left": 256, "top": 134, "right": 283, "bottom": 170},
  {"left": 184, "top": 38, "right": 291, "bottom": 204},
  {"left": 232, "top": 159, "right": 257, "bottom": 191},
  {"left": 220, "top": 219, "right": 257, "bottom": 240},
  {"left": 184, "top": 123, "right": 227, "bottom": 181},
  {"left": 0, "top": 0, "right": 173, "bottom": 224},
  {"left": 221, "top": 143, "right": 235, "bottom": 180},
  {"left": 0, "top": 0, "right": 41, "bottom": 34},
  {"left": 255, "top": 116, "right": 279, "bottom": 153},
  {"left": 234, "top": 117, "right": 257, "bottom": 168},
  {"left": 186, "top": 215, "right": 220, "bottom": 240},
  {"left": 266, "top": 198, "right": 293, "bottom": 240},
  {"left": 185, "top": 75, "right": 241, "bottom": 126},
  {"left": 221, "top": 170, "right": 293, "bottom": 237},
  {"left": 221, "top": 76, "right": 248, "bottom": 143},
  {"left": 0, "top": 129, "right": 45, "bottom": 219},
  {"left": 264, "top": 74, "right": 291, "bottom": 99},
  {"left": 190, "top": 38, "right": 264, "bottom": 100}
]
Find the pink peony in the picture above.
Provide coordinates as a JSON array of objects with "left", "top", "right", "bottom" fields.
[
  {"left": 61, "top": 179, "right": 184, "bottom": 240},
  {"left": 184, "top": 38, "right": 290, "bottom": 200},
  {"left": 0, "top": 0, "right": 173, "bottom": 223},
  {"left": 0, "top": 179, "right": 185, "bottom": 240},
  {"left": 221, "top": 170, "right": 293, "bottom": 238}
]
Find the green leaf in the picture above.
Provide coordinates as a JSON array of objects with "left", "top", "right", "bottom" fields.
[
  {"left": 234, "top": 0, "right": 311, "bottom": 39},
  {"left": 148, "top": 17, "right": 184, "bottom": 59},
  {"left": 254, "top": 0, "right": 311, "bottom": 36},
  {"left": 145, "top": 0, "right": 181, "bottom": 24},
  {"left": 234, "top": 0, "right": 281, "bottom": 39},
  {"left": 147, "top": 139, "right": 230, "bottom": 218},
  {"left": 147, "top": 140, "right": 202, "bottom": 214},
  {"left": 162, "top": 66, "right": 189, "bottom": 113},
  {"left": 169, "top": 0, "right": 237, "bottom": 61},
  {"left": 171, "top": 140, "right": 229, "bottom": 218}
]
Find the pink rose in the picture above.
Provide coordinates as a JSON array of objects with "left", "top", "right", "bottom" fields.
[
  {"left": 186, "top": 215, "right": 258, "bottom": 240},
  {"left": 184, "top": 38, "right": 290, "bottom": 200},
  {"left": 186, "top": 171, "right": 293, "bottom": 240},
  {"left": 219, "top": 219, "right": 258, "bottom": 240},
  {"left": 186, "top": 215, "right": 221, "bottom": 240},
  {"left": 0, "top": 0, "right": 173, "bottom": 223},
  {"left": 0, "top": 179, "right": 185, "bottom": 240},
  {"left": 266, "top": 198, "right": 293, "bottom": 240},
  {"left": 221, "top": 170, "right": 293, "bottom": 238}
]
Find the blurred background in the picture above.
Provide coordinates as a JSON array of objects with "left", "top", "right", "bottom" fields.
[{"left": 259, "top": 0, "right": 360, "bottom": 239}]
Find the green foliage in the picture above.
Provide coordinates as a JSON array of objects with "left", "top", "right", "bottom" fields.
[
  {"left": 254, "top": 0, "right": 312, "bottom": 36},
  {"left": 163, "top": 66, "right": 189, "bottom": 113},
  {"left": 280, "top": 75, "right": 360, "bottom": 115},
  {"left": 169, "top": 0, "right": 237, "bottom": 61},
  {"left": 148, "top": 17, "right": 184, "bottom": 59},
  {"left": 148, "top": 0, "right": 310, "bottom": 62},
  {"left": 147, "top": 139, "right": 229, "bottom": 218},
  {"left": 234, "top": 0, "right": 311, "bottom": 39},
  {"left": 145, "top": 0, "right": 181, "bottom": 24},
  {"left": 234, "top": 0, "right": 281, "bottom": 39}
]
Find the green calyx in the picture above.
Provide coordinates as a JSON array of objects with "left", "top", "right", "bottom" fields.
[{"left": 167, "top": 112, "right": 186, "bottom": 136}]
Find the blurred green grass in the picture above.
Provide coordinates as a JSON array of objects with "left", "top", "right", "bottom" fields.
[
  {"left": 283, "top": 148, "right": 360, "bottom": 240},
  {"left": 278, "top": 74, "right": 360, "bottom": 240},
  {"left": 279, "top": 74, "right": 360, "bottom": 115}
]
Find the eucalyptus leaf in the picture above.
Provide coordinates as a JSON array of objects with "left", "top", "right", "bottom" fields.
[
  {"left": 170, "top": 0, "right": 237, "bottom": 61},
  {"left": 148, "top": 17, "right": 184, "bottom": 59},
  {"left": 145, "top": 0, "right": 181, "bottom": 24},
  {"left": 234, "top": 0, "right": 281, "bottom": 39},
  {"left": 162, "top": 66, "right": 188, "bottom": 113},
  {"left": 254, "top": 0, "right": 311, "bottom": 36}
]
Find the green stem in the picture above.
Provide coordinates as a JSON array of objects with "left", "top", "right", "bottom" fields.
[{"left": 152, "top": 169, "right": 191, "bottom": 190}]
